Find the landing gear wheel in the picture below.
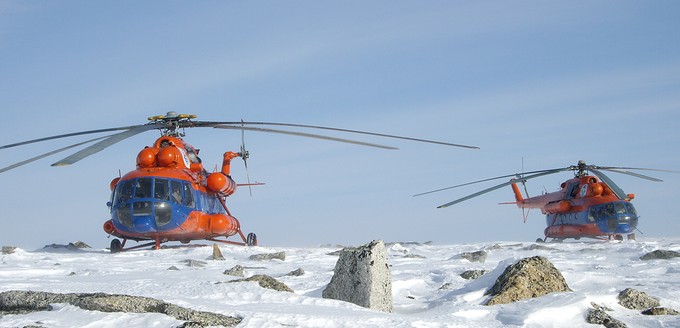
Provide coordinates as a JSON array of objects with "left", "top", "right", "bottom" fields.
[
  {"left": 246, "top": 233, "right": 257, "bottom": 246},
  {"left": 614, "top": 235, "right": 624, "bottom": 241},
  {"left": 627, "top": 233, "right": 636, "bottom": 241},
  {"left": 536, "top": 238, "right": 545, "bottom": 243},
  {"left": 110, "top": 239, "right": 123, "bottom": 253}
]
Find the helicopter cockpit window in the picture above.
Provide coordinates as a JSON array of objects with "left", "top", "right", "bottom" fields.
[
  {"left": 154, "top": 179, "right": 170, "bottom": 201},
  {"left": 134, "top": 178, "right": 153, "bottom": 198},
  {"left": 114, "top": 180, "right": 134, "bottom": 204},
  {"left": 590, "top": 202, "right": 638, "bottom": 222},
  {"left": 615, "top": 202, "right": 626, "bottom": 214}
]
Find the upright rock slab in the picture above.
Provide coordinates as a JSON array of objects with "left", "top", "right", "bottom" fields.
[
  {"left": 485, "top": 256, "right": 571, "bottom": 305},
  {"left": 322, "top": 240, "right": 393, "bottom": 312}
]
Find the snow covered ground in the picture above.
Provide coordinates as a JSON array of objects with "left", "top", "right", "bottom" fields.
[{"left": 1, "top": 238, "right": 680, "bottom": 327}]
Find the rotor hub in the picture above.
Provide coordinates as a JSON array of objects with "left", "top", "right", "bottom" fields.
[{"left": 147, "top": 112, "right": 198, "bottom": 137}]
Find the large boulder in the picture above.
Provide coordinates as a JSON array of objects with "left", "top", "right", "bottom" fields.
[
  {"left": 617, "top": 288, "right": 660, "bottom": 310},
  {"left": 484, "top": 256, "right": 571, "bottom": 305},
  {"left": 322, "top": 240, "right": 393, "bottom": 312}
]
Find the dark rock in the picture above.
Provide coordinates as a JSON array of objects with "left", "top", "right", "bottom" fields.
[
  {"left": 167, "top": 266, "right": 180, "bottom": 271},
  {"left": 249, "top": 251, "right": 286, "bottom": 261},
  {"left": 439, "top": 283, "right": 454, "bottom": 290},
  {"left": 591, "top": 302, "right": 613, "bottom": 312},
  {"left": 286, "top": 268, "right": 305, "bottom": 276},
  {"left": 181, "top": 259, "right": 207, "bottom": 268},
  {"left": 460, "top": 269, "right": 488, "bottom": 280},
  {"left": 0, "top": 290, "right": 241, "bottom": 327},
  {"left": 523, "top": 244, "right": 554, "bottom": 251},
  {"left": 326, "top": 249, "right": 344, "bottom": 256},
  {"left": 640, "top": 250, "right": 680, "bottom": 260},
  {"left": 2, "top": 246, "right": 17, "bottom": 254},
  {"left": 70, "top": 241, "right": 91, "bottom": 249},
  {"left": 42, "top": 242, "right": 90, "bottom": 251},
  {"left": 641, "top": 307, "right": 680, "bottom": 315},
  {"left": 484, "top": 256, "right": 571, "bottom": 306},
  {"left": 459, "top": 250, "right": 487, "bottom": 263},
  {"left": 228, "top": 275, "right": 293, "bottom": 292},
  {"left": 223, "top": 265, "right": 245, "bottom": 277},
  {"left": 586, "top": 307, "right": 628, "bottom": 328},
  {"left": 617, "top": 288, "right": 660, "bottom": 310},
  {"left": 211, "top": 244, "right": 225, "bottom": 261},
  {"left": 322, "top": 240, "right": 393, "bottom": 312}
]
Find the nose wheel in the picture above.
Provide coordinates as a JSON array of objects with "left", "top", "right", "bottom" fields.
[
  {"left": 110, "top": 239, "right": 123, "bottom": 253},
  {"left": 246, "top": 232, "right": 258, "bottom": 246}
]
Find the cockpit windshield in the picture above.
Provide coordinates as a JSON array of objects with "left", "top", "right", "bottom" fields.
[{"left": 588, "top": 201, "right": 637, "bottom": 222}]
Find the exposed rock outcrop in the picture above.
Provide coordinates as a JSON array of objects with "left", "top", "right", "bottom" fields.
[
  {"left": 586, "top": 306, "right": 628, "bottom": 328},
  {"left": 286, "top": 268, "right": 305, "bottom": 276},
  {"left": 617, "top": 288, "right": 660, "bottom": 310},
  {"left": 0, "top": 290, "right": 241, "bottom": 327},
  {"left": 459, "top": 250, "right": 487, "bottom": 263},
  {"left": 223, "top": 265, "right": 245, "bottom": 277},
  {"left": 1, "top": 246, "right": 16, "bottom": 255},
  {"left": 42, "top": 241, "right": 91, "bottom": 251},
  {"left": 181, "top": 259, "right": 207, "bottom": 268},
  {"left": 484, "top": 256, "right": 571, "bottom": 305},
  {"left": 322, "top": 240, "right": 393, "bottom": 312},
  {"left": 227, "top": 274, "right": 293, "bottom": 292},
  {"left": 460, "top": 269, "right": 488, "bottom": 280},
  {"left": 249, "top": 251, "right": 286, "bottom": 261},
  {"left": 642, "top": 307, "right": 680, "bottom": 316},
  {"left": 639, "top": 250, "right": 680, "bottom": 260}
]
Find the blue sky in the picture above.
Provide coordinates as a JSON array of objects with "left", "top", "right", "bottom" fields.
[{"left": 1, "top": 1, "right": 679, "bottom": 249}]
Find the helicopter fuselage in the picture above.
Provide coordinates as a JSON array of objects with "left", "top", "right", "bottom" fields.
[
  {"left": 102, "top": 135, "right": 252, "bottom": 251},
  {"left": 511, "top": 175, "right": 639, "bottom": 240}
]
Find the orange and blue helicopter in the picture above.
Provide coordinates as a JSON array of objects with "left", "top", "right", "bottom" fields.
[
  {"left": 1, "top": 112, "right": 477, "bottom": 252},
  {"left": 416, "top": 160, "right": 678, "bottom": 242}
]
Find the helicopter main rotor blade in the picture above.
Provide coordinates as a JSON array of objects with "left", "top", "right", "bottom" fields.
[
  {"left": 595, "top": 166, "right": 680, "bottom": 174},
  {"left": 600, "top": 168, "right": 663, "bottom": 182},
  {"left": 0, "top": 136, "right": 109, "bottom": 174},
  {"left": 0, "top": 124, "right": 148, "bottom": 150},
  {"left": 51, "top": 125, "right": 160, "bottom": 166},
  {"left": 590, "top": 169, "right": 628, "bottom": 200},
  {"left": 437, "top": 169, "right": 565, "bottom": 208},
  {"left": 213, "top": 125, "right": 398, "bottom": 150},
  {"left": 413, "top": 167, "right": 566, "bottom": 197},
  {"left": 202, "top": 121, "right": 479, "bottom": 149}
]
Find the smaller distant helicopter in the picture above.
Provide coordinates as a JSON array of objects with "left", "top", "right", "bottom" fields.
[{"left": 415, "top": 160, "right": 678, "bottom": 242}]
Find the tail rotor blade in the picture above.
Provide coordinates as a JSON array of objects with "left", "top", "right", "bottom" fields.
[{"left": 240, "top": 119, "right": 252, "bottom": 196}]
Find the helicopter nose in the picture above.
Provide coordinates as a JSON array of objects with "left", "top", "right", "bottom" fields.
[
  {"left": 603, "top": 215, "right": 638, "bottom": 234},
  {"left": 133, "top": 217, "right": 157, "bottom": 233}
]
